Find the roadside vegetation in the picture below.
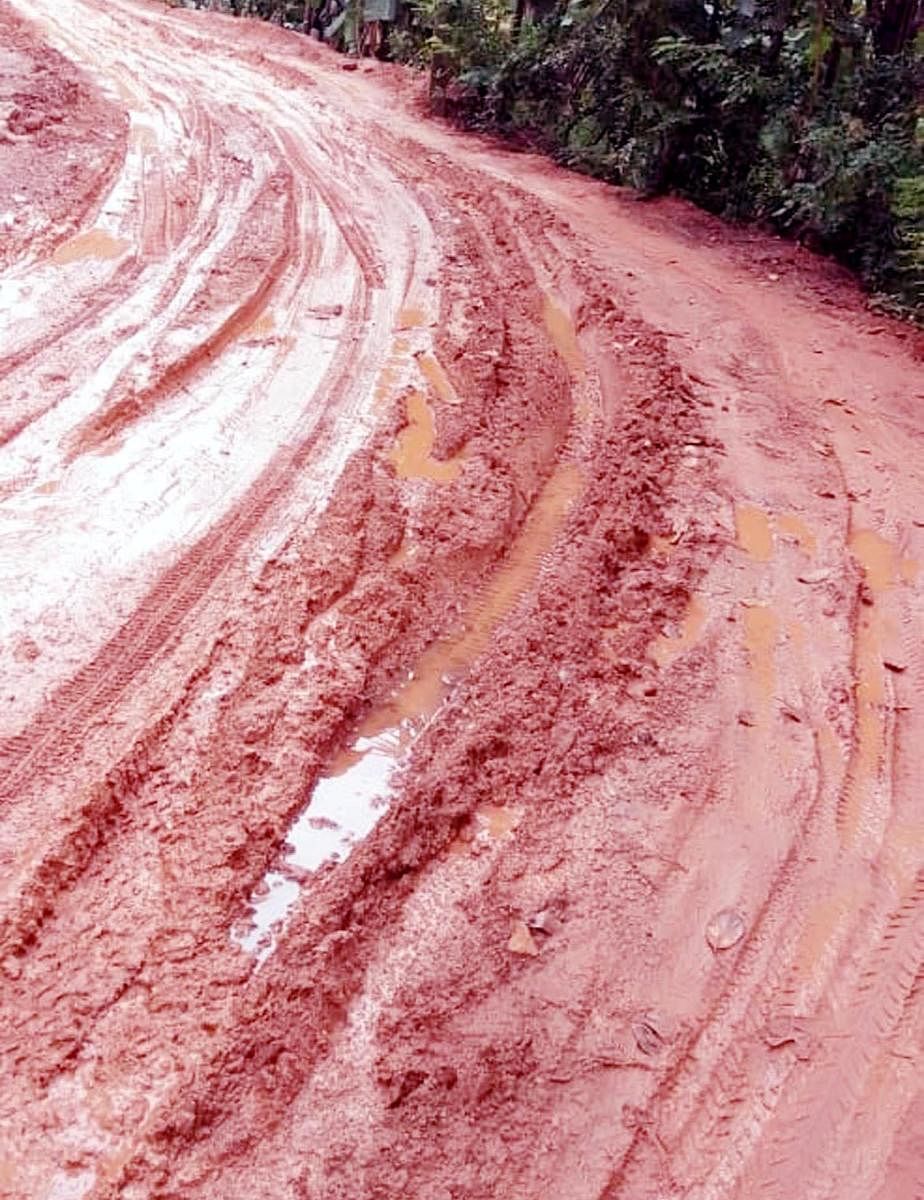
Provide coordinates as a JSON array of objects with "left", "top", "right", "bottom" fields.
[
  {"left": 242, "top": 0, "right": 922, "bottom": 314},
  {"left": 389, "top": 0, "right": 922, "bottom": 315}
]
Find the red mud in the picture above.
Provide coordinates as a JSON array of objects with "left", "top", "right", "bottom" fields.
[
  {"left": 0, "top": 1, "right": 127, "bottom": 270},
  {"left": 1, "top": 2, "right": 923, "bottom": 1198}
]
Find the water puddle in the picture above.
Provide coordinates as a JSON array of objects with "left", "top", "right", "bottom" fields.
[
  {"left": 397, "top": 305, "right": 427, "bottom": 330},
  {"left": 52, "top": 229, "right": 130, "bottom": 265},
  {"left": 235, "top": 730, "right": 403, "bottom": 961},
  {"left": 365, "top": 463, "right": 583, "bottom": 733},
  {"left": 244, "top": 310, "right": 276, "bottom": 340},
  {"left": 850, "top": 528, "right": 894, "bottom": 592},
  {"left": 839, "top": 527, "right": 902, "bottom": 845},
  {"left": 542, "top": 293, "right": 584, "bottom": 378},
  {"left": 776, "top": 513, "right": 816, "bottom": 556},
  {"left": 735, "top": 504, "right": 773, "bottom": 562},
  {"left": 390, "top": 391, "right": 461, "bottom": 483},
  {"left": 418, "top": 352, "right": 460, "bottom": 405},
  {"left": 651, "top": 595, "right": 706, "bottom": 667},
  {"left": 235, "top": 463, "right": 582, "bottom": 960},
  {"left": 849, "top": 528, "right": 918, "bottom": 592}
]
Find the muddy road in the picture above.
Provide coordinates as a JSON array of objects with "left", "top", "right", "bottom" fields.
[{"left": 1, "top": 0, "right": 923, "bottom": 1196}]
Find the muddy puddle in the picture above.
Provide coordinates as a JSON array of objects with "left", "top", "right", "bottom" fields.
[
  {"left": 390, "top": 390, "right": 462, "bottom": 482},
  {"left": 776, "top": 512, "right": 816, "bottom": 556},
  {"left": 367, "top": 462, "right": 583, "bottom": 733},
  {"left": 397, "top": 304, "right": 427, "bottom": 330},
  {"left": 235, "top": 462, "right": 582, "bottom": 961},
  {"left": 235, "top": 730, "right": 403, "bottom": 961},
  {"left": 244, "top": 309, "right": 276, "bottom": 340},
  {"left": 51, "top": 228, "right": 130, "bottom": 264},
  {"left": 850, "top": 527, "right": 918, "bottom": 591},
  {"left": 839, "top": 526, "right": 916, "bottom": 846},
  {"left": 542, "top": 293, "right": 583, "bottom": 378},
  {"left": 735, "top": 503, "right": 774, "bottom": 562},
  {"left": 417, "top": 352, "right": 460, "bottom": 405}
]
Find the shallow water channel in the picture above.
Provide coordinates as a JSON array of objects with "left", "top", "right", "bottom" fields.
[{"left": 234, "top": 728, "right": 404, "bottom": 962}]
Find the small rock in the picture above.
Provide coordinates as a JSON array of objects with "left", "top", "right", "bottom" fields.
[
  {"left": 705, "top": 907, "right": 746, "bottom": 951},
  {"left": 527, "top": 909, "right": 560, "bottom": 935},
  {"left": 508, "top": 920, "right": 539, "bottom": 957},
  {"left": 632, "top": 1019, "right": 664, "bottom": 1056},
  {"left": 340, "top": 60, "right": 359, "bottom": 71},
  {"left": 883, "top": 659, "right": 907, "bottom": 673},
  {"left": 797, "top": 569, "right": 831, "bottom": 584}
]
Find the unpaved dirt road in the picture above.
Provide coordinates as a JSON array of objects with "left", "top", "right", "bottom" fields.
[{"left": 1, "top": 0, "right": 923, "bottom": 1196}]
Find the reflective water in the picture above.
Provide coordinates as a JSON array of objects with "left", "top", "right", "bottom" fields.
[
  {"left": 235, "top": 730, "right": 401, "bottom": 961},
  {"left": 235, "top": 464, "right": 583, "bottom": 963}
]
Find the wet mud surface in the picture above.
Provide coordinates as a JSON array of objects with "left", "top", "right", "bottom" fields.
[{"left": 1, "top": 1, "right": 923, "bottom": 1197}]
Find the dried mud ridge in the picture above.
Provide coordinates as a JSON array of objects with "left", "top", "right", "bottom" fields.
[{"left": 1, "top": 1, "right": 923, "bottom": 1197}]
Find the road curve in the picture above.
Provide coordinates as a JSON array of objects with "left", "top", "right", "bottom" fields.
[{"left": 1, "top": 1, "right": 923, "bottom": 1197}]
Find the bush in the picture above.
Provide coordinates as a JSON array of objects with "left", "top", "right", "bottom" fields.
[{"left": 397, "top": 0, "right": 923, "bottom": 315}]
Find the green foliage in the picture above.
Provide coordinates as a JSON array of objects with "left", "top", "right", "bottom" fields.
[
  {"left": 395, "top": 0, "right": 924, "bottom": 314},
  {"left": 892, "top": 170, "right": 924, "bottom": 304},
  {"left": 393, "top": 0, "right": 510, "bottom": 68}
]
